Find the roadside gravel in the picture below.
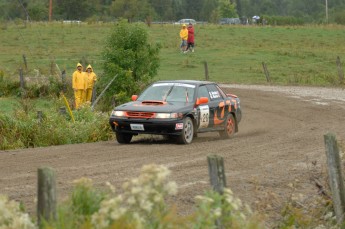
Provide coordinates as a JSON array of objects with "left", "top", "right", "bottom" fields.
[{"left": 220, "top": 84, "right": 345, "bottom": 105}]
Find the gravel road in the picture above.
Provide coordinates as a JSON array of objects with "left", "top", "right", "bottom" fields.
[{"left": 1, "top": 84, "right": 345, "bottom": 224}]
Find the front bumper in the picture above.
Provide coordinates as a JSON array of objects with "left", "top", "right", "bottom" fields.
[{"left": 109, "top": 117, "right": 184, "bottom": 136}]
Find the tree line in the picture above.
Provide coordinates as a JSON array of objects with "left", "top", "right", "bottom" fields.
[{"left": 1, "top": 0, "right": 345, "bottom": 24}]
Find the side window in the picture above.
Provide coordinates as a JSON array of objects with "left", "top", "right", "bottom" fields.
[
  {"left": 198, "top": 85, "right": 210, "bottom": 100},
  {"left": 206, "top": 84, "right": 223, "bottom": 101}
]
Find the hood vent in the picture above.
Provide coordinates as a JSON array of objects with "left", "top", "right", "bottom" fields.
[{"left": 141, "top": 100, "right": 166, "bottom": 105}]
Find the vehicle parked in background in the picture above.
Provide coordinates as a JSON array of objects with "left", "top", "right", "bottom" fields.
[
  {"left": 174, "top": 19, "right": 196, "bottom": 25},
  {"left": 109, "top": 80, "right": 242, "bottom": 144},
  {"left": 219, "top": 18, "right": 241, "bottom": 25}
]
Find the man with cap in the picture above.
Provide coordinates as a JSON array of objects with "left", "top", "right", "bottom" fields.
[
  {"left": 179, "top": 24, "right": 188, "bottom": 53},
  {"left": 72, "top": 63, "right": 87, "bottom": 109}
]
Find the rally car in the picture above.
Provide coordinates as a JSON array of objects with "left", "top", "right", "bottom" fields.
[{"left": 109, "top": 80, "right": 242, "bottom": 144}]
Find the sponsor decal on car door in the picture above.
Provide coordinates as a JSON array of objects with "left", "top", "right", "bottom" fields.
[{"left": 198, "top": 105, "right": 210, "bottom": 128}]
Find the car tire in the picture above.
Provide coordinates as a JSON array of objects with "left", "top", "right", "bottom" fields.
[
  {"left": 116, "top": 132, "right": 133, "bottom": 144},
  {"left": 177, "top": 117, "right": 194, "bottom": 144},
  {"left": 219, "top": 114, "right": 235, "bottom": 139}
]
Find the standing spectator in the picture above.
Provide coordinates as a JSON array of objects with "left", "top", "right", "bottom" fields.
[
  {"left": 179, "top": 24, "right": 188, "bottom": 53},
  {"left": 85, "top": 64, "right": 97, "bottom": 103},
  {"left": 186, "top": 22, "right": 195, "bottom": 52},
  {"left": 72, "top": 63, "right": 87, "bottom": 109}
]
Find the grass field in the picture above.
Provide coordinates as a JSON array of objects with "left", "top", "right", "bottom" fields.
[
  {"left": 0, "top": 97, "right": 53, "bottom": 114},
  {"left": 1, "top": 22, "right": 345, "bottom": 86}
]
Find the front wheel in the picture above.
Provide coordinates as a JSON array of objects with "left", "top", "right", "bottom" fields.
[
  {"left": 219, "top": 114, "right": 236, "bottom": 139},
  {"left": 177, "top": 117, "right": 194, "bottom": 144},
  {"left": 116, "top": 132, "right": 133, "bottom": 144}
]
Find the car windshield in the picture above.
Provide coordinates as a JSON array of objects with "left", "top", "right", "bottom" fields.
[{"left": 138, "top": 83, "right": 195, "bottom": 103}]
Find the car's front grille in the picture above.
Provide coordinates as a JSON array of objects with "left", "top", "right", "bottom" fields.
[{"left": 126, "top": 111, "right": 155, "bottom": 119}]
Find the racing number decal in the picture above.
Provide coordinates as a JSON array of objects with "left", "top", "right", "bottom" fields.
[{"left": 199, "top": 105, "right": 209, "bottom": 128}]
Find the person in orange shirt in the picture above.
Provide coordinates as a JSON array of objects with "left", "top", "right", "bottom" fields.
[
  {"left": 85, "top": 64, "right": 97, "bottom": 103},
  {"left": 72, "top": 63, "right": 87, "bottom": 109}
]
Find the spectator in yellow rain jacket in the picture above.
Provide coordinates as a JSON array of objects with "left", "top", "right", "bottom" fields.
[
  {"left": 179, "top": 24, "right": 188, "bottom": 53},
  {"left": 85, "top": 64, "right": 97, "bottom": 103},
  {"left": 72, "top": 63, "right": 87, "bottom": 109}
]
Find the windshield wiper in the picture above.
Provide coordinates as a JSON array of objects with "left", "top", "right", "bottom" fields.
[{"left": 163, "top": 85, "right": 174, "bottom": 102}]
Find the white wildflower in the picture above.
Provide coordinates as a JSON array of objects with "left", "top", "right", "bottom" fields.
[
  {"left": 164, "top": 181, "right": 178, "bottom": 195},
  {"left": 139, "top": 199, "right": 153, "bottom": 213},
  {"left": 131, "top": 178, "right": 139, "bottom": 185},
  {"left": 0, "top": 195, "right": 37, "bottom": 229},
  {"left": 232, "top": 202, "right": 239, "bottom": 211},
  {"left": 72, "top": 177, "right": 93, "bottom": 187},
  {"left": 225, "top": 195, "right": 234, "bottom": 204},
  {"left": 131, "top": 187, "right": 142, "bottom": 195},
  {"left": 153, "top": 194, "right": 163, "bottom": 203},
  {"left": 223, "top": 188, "right": 233, "bottom": 196},
  {"left": 195, "top": 195, "right": 214, "bottom": 203},
  {"left": 127, "top": 196, "right": 136, "bottom": 205},
  {"left": 105, "top": 182, "right": 116, "bottom": 193},
  {"left": 239, "top": 212, "right": 246, "bottom": 220},
  {"left": 324, "top": 212, "right": 333, "bottom": 220},
  {"left": 213, "top": 208, "right": 222, "bottom": 217}
]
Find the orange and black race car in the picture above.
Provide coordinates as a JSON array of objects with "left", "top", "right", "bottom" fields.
[{"left": 109, "top": 80, "right": 242, "bottom": 144}]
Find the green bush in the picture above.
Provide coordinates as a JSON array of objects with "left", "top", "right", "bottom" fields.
[{"left": 98, "top": 21, "right": 160, "bottom": 111}]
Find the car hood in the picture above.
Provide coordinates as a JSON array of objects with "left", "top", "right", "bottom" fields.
[{"left": 115, "top": 100, "right": 194, "bottom": 113}]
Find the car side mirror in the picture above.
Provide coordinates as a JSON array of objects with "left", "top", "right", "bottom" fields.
[
  {"left": 131, "top": 95, "right": 138, "bottom": 101},
  {"left": 196, "top": 97, "right": 208, "bottom": 105}
]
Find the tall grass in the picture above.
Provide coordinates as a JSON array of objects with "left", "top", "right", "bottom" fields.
[{"left": 0, "top": 99, "right": 112, "bottom": 150}]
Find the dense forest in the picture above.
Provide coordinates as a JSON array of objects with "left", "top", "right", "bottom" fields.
[{"left": 1, "top": 0, "right": 345, "bottom": 24}]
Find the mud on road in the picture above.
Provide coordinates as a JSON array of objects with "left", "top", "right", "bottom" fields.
[{"left": 1, "top": 85, "right": 345, "bottom": 223}]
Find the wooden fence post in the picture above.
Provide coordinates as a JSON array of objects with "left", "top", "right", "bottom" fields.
[
  {"left": 207, "top": 155, "right": 227, "bottom": 194},
  {"left": 204, "top": 61, "right": 209, "bottom": 81},
  {"left": 19, "top": 68, "right": 25, "bottom": 89},
  {"left": 262, "top": 62, "right": 271, "bottom": 82},
  {"left": 37, "top": 167, "right": 57, "bottom": 227},
  {"left": 324, "top": 133, "right": 345, "bottom": 224},
  {"left": 22, "top": 54, "right": 28, "bottom": 72},
  {"left": 37, "top": 111, "right": 43, "bottom": 123},
  {"left": 91, "top": 86, "right": 97, "bottom": 103},
  {"left": 336, "top": 56, "right": 344, "bottom": 84},
  {"left": 59, "top": 107, "right": 67, "bottom": 115},
  {"left": 61, "top": 70, "right": 67, "bottom": 93}
]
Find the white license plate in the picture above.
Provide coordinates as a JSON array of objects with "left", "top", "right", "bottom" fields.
[{"left": 130, "top": 124, "right": 145, "bottom": 131}]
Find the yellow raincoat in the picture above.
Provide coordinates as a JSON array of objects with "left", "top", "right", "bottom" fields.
[
  {"left": 85, "top": 64, "right": 97, "bottom": 103},
  {"left": 72, "top": 63, "right": 87, "bottom": 108},
  {"left": 179, "top": 26, "right": 188, "bottom": 41}
]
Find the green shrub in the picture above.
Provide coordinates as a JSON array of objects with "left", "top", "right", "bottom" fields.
[{"left": 98, "top": 21, "right": 160, "bottom": 111}]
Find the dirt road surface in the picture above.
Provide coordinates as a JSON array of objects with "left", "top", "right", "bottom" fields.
[{"left": 1, "top": 85, "right": 345, "bottom": 224}]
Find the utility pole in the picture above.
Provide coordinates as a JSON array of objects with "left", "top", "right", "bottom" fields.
[
  {"left": 49, "top": 0, "right": 53, "bottom": 22},
  {"left": 325, "top": 0, "right": 328, "bottom": 23}
]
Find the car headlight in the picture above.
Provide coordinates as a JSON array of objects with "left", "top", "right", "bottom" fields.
[
  {"left": 111, "top": 110, "right": 126, "bottom": 117},
  {"left": 155, "top": 113, "right": 178, "bottom": 119}
]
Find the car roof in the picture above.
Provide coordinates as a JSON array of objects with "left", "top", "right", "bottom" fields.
[{"left": 153, "top": 80, "right": 214, "bottom": 86}]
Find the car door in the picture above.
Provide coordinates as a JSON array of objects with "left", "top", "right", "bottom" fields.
[{"left": 196, "top": 85, "right": 211, "bottom": 130}]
